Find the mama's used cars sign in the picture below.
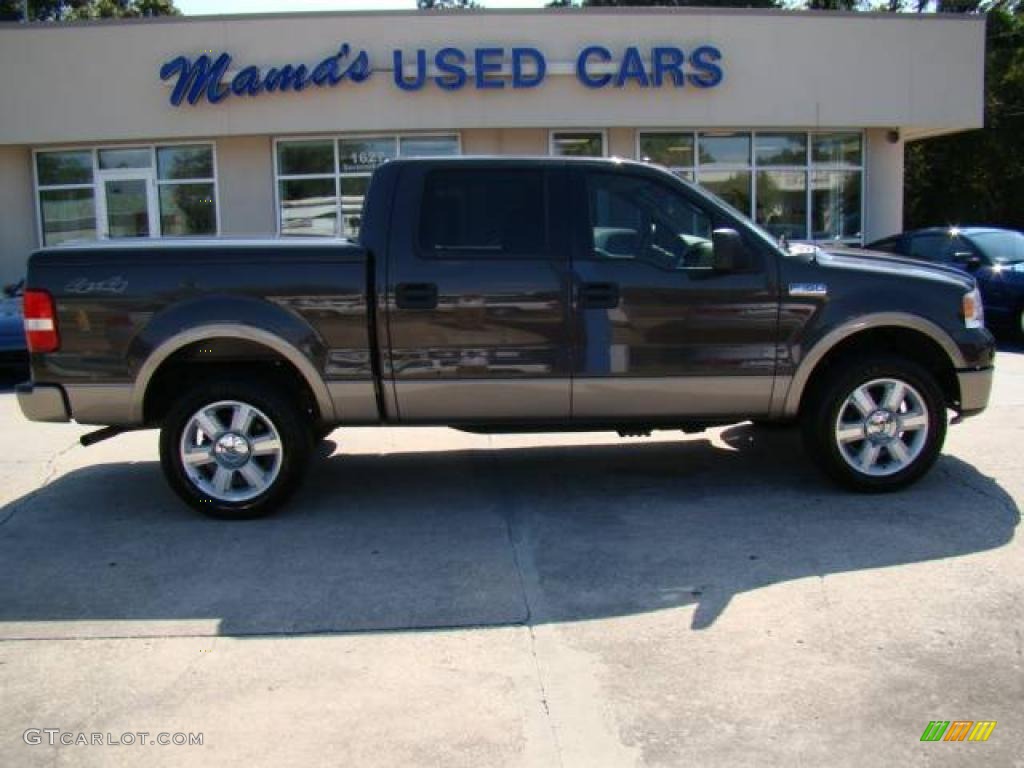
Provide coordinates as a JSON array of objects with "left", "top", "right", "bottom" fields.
[{"left": 159, "top": 43, "right": 723, "bottom": 107}]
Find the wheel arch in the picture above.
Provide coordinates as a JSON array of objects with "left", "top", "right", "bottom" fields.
[
  {"left": 782, "top": 313, "right": 965, "bottom": 418},
  {"left": 134, "top": 324, "right": 335, "bottom": 424}
]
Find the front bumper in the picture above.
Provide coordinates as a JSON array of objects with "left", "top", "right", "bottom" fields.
[
  {"left": 16, "top": 382, "right": 70, "bottom": 423},
  {"left": 956, "top": 367, "right": 994, "bottom": 418}
]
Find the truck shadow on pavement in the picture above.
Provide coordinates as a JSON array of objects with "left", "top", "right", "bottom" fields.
[{"left": 0, "top": 424, "right": 1017, "bottom": 637}]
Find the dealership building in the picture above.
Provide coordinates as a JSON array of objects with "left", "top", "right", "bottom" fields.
[{"left": 0, "top": 7, "right": 985, "bottom": 285}]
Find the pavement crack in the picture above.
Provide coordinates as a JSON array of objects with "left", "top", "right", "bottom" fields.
[
  {"left": 0, "top": 438, "right": 79, "bottom": 529},
  {"left": 486, "top": 451, "right": 565, "bottom": 768}
]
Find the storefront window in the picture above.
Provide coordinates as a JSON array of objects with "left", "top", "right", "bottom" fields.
[
  {"left": 155, "top": 145, "right": 217, "bottom": 237},
  {"left": 39, "top": 188, "right": 96, "bottom": 246},
  {"left": 638, "top": 133, "right": 694, "bottom": 178},
  {"left": 35, "top": 144, "right": 218, "bottom": 245},
  {"left": 755, "top": 133, "right": 807, "bottom": 166},
  {"left": 811, "top": 171, "right": 861, "bottom": 242},
  {"left": 276, "top": 134, "right": 459, "bottom": 238},
  {"left": 812, "top": 132, "right": 862, "bottom": 167},
  {"left": 698, "top": 133, "right": 751, "bottom": 167},
  {"left": 810, "top": 133, "right": 862, "bottom": 242},
  {"left": 550, "top": 131, "right": 605, "bottom": 157},
  {"left": 757, "top": 170, "right": 808, "bottom": 240},
  {"left": 637, "top": 130, "right": 863, "bottom": 243},
  {"left": 699, "top": 170, "right": 752, "bottom": 216}
]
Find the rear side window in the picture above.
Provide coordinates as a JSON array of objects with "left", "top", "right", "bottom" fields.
[{"left": 419, "top": 169, "right": 547, "bottom": 257}]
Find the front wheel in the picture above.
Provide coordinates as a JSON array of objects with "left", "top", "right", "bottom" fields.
[
  {"left": 159, "top": 378, "right": 312, "bottom": 519},
  {"left": 801, "top": 357, "right": 947, "bottom": 492}
]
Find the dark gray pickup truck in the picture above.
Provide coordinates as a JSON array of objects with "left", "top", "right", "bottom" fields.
[{"left": 17, "top": 157, "right": 995, "bottom": 518}]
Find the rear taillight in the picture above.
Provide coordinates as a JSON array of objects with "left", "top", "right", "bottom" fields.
[{"left": 23, "top": 289, "right": 60, "bottom": 353}]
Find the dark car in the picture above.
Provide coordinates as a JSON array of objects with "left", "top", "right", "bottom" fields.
[
  {"left": 16, "top": 158, "right": 995, "bottom": 518},
  {"left": 867, "top": 227, "right": 1024, "bottom": 338},
  {"left": 0, "top": 279, "right": 27, "bottom": 376}
]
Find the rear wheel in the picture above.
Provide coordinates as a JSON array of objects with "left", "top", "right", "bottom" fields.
[
  {"left": 159, "top": 378, "right": 312, "bottom": 519},
  {"left": 802, "top": 356, "right": 947, "bottom": 492}
]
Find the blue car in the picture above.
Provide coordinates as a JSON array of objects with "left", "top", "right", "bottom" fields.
[
  {"left": 868, "top": 227, "right": 1024, "bottom": 339},
  {"left": 0, "top": 280, "right": 27, "bottom": 376}
]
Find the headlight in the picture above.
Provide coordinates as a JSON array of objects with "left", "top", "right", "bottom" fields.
[{"left": 962, "top": 287, "right": 985, "bottom": 329}]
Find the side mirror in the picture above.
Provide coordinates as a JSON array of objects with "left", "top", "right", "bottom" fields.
[
  {"left": 711, "top": 228, "right": 744, "bottom": 272},
  {"left": 952, "top": 252, "right": 981, "bottom": 271}
]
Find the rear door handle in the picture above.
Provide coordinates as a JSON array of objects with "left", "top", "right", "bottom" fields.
[
  {"left": 395, "top": 282, "right": 438, "bottom": 310},
  {"left": 579, "top": 282, "right": 619, "bottom": 309}
]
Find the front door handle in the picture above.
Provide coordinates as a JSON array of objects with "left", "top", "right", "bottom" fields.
[
  {"left": 579, "top": 282, "right": 619, "bottom": 309},
  {"left": 395, "top": 282, "right": 438, "bottom": 310}
]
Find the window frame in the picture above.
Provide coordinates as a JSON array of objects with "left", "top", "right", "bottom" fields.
[
  {"left": 273, "top": 132, "right": 462, "bottom": 238},
  {"left": 634, "top": 129, "right": 866, "bottom": 245},
  {"left": 32, "top": 141, "right": 221, "bottom": 247},
  {"left": 549, "top": 129, "right": 608, "bottom": 159},
  {"left": 415, "top": 166, "right": 553, "bottom": 260}
]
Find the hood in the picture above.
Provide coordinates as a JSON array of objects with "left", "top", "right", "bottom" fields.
[{"left": 811, "top": 245, "right": 975, "bottom": 292}]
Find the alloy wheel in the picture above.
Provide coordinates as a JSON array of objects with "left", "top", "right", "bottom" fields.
[
  {"left": 179, "top": 400, "right": 284, "bottom": 502},
  {"left": 834, "top": 378, "right": 931, "bottom": 477}
]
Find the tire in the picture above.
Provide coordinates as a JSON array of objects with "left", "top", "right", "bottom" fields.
[
  {"left": 801, "top": 356, "right": 947, "bottom": 492},
  {"left": 159, "top": 377, "right": 312, "bottom": 519}
]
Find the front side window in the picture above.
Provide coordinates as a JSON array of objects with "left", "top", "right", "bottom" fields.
[
  {"left": 35, "top": 144, "right": 217, "bottom": 246},
  {"left": 419, "top": 169, "right": 546, "bottom": 257},
  {"left": 586, "top": 172, "right": 714, "bottom": 271},
  {"left": 276, "top": 134, "right": 459, "bottom": 238}
]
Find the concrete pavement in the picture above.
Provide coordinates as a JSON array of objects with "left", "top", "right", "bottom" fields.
[{"left": 0, "top": 348, "right": 1021, "bottom": 767}]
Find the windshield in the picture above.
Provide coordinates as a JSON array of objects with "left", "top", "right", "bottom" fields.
[{"left": 970, "top": 231, "right": 1024, "bottom": 264}]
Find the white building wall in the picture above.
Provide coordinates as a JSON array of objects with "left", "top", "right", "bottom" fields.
[
  {"left": 0, "top": 146, "right": 37, "bottom": 286},
  {"left": 0, "top": 10, "right": 985, "bottom": 146}
]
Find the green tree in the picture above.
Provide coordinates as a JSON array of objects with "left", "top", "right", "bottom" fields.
[
  {"left": 0, "top": 0, "right": 178, "bottom": 22},
  {"left": 905, "top": 2, "right": 1024, "bottom": 229}
]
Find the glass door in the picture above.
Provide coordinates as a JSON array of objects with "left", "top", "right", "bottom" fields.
[{"left": 97, "top": 170, "right": 158, "bottom": 239}]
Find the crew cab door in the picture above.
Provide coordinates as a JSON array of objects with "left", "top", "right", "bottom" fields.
[
  {"left": 569, "top": 167, "right": 779, "bottom": 419},
  {"left": 384, "top": 162, "right": 572, "bottom": 423}
]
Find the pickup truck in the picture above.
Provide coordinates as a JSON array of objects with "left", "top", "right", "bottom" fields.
[{"left": 17, "top": 157, "right": 996, "bottom": 518}]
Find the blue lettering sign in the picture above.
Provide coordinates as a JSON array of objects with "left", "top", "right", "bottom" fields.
[
  {"left": 161, "top": 44, "right": 371, "bottom": 107},
  {"left": 475, "top": 47, "right": 504, "bottom": 89},
  {"left": 576, "top": 45, "right": 613, "bottom": 89},
  {"left": 512, "top": 47, "right": 545, "bottom": 89},
  {"left": 651, "top": 47, "right": 686, "bottom": 87},
  {"left": 393, "top": 49, "right": 427, "bottom": 92},
  {"left": 161, "top": 43, "right": 722, "bottom": 105},
  {"left": 435, "top": 47, "right": 468, "bottom": 91},
  {"left": 688, "top": 45, "right": 723, "bottom": 88}
]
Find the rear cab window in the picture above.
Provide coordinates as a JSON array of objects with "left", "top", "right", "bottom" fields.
[{"left": 418, "top": 168, "right": 549, "bottom": 258}]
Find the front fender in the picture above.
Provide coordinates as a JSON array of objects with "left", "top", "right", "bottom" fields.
[{"left": 774, "top": 311, "right": 968, "bottom": 419}]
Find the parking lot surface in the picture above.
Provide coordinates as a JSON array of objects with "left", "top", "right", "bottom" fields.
[{"left": 1, "top": 348, "right": 1021, "bottom": 767}]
